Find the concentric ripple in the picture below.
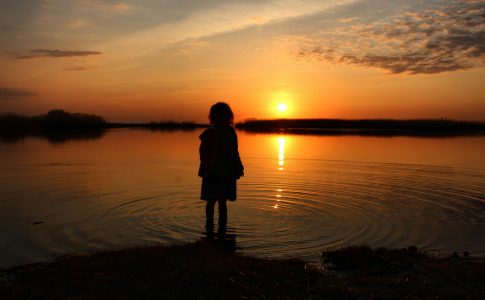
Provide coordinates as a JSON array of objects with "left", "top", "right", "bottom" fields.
[
  {"left": 230, "top": 159, "right": 485, "bottom": 260},
  {"left": 40, "top": 158, "right": 485, "bottom": 265},
  {"left": 1, "top": 130, "right": 484, "bottom": 268}
]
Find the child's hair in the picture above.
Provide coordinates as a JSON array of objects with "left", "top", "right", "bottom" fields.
[{"left": 209, "top": 102, "right": 234, "bottom": 126}]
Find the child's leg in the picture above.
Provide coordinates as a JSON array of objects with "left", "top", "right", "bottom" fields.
[
  {"left": 205, "top": 199, "right": 216, "bottom": 232},
  {"left": 218, "top": 199, "right": 227, "bottom": 232}
]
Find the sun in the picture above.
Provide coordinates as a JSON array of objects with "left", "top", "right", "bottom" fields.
[{"left": 277, "top": 103, "right": 288, "bottom": 112}]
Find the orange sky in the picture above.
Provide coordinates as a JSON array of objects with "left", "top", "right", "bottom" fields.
[{"left": 1, "top": 0, "right": 484, "bottom": 122}]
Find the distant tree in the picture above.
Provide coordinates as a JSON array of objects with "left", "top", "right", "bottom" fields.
[
  {"left": 0, "top": 110, "right": 107, "bottom": 144},
  {"left": 0, "top": 113, "right": 32, "bottom": 130},
  {"left": 0, "top": 110, "right": 106, "bottom": 131},
  {"left": 37, "top": 109, "right": 106, "bottom": 129}
]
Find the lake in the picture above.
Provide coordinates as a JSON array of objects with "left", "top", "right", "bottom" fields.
[{"left": 1, "top": 128, "right": 484, "bottom": 268}]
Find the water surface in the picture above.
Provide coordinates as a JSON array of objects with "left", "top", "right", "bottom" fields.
[{"left": 0, "top": 128, "right": 484, "bottom": 267}]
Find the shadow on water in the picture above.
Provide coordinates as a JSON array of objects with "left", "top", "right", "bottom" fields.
[
  {"left": 0, "top": 129, "right": 107, "bottom": 144},
  {"left": 0, "top": 126, "right": 207, "bottom": 144},
  {"left": 201, "top": 231, "right": 238, "bottom": 253}
]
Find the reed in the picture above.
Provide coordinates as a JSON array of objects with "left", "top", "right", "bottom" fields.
[{"left": 236, "top": 118, "right": 485, "bottom": 137}]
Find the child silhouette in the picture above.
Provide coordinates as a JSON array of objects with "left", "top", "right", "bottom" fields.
[{"left": 198, "top": 102, "right": 244, "bottom": 234}]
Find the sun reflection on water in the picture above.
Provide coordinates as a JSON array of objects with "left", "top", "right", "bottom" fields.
[
  {"left": 273, "top": 136, "right": 287, "bottom": 209},
  {"left": 278, "top": 136, "right": 285, "bottom": 171}
]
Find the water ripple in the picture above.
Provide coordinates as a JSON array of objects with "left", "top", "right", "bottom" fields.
[{"left": 1, "top": 157, "right": 484, "bottom": 267}]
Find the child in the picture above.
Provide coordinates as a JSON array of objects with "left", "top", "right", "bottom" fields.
[{"left": 198, "top": 102, "right": 244, "bottom": 234}]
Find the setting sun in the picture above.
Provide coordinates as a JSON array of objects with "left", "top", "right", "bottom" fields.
[{"left": 277, "top": 103, "right": 288, "bottom": 112}]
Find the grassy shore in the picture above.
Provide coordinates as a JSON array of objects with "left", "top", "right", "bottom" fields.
[
  {"left": 0, "top": 110, "right": 205, "bottom": 143},
  {"left": 236, "top": 118, "right": 485, "bottom": 137},
  {"left": 1, "top": 241, "right": 483, "bottom": 299},
  {"left": 3, "top": 111, "right": 485, "bottom": 141}
]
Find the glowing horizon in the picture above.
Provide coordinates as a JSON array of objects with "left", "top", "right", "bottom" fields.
[{"left": 1, "top": 0, "right": 484, "bottom": 122}]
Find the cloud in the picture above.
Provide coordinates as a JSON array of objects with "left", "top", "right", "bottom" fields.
[
  {"left": 297, "top": 1, "right": 485, "bottom": 74},
  {"left": 69, "top": 19, "right": 88, "bottom": 28},
  {"left": 0, "top": 87, "right": 37, "bottom": 100},
  {"left": 64, "top": 66, "right": 97, "bottom": 71},
  {"left": 111, "top": 2, "right": 131, "bottom": 11},
  {"left": 101, "top": 0, "right": 359, "bottom": 60},
  {"left": 80, "top": 0, "right": 133, "bottom": 12},
  {"left": 14, "top": 49, "right": 102, "bottom": 59}
]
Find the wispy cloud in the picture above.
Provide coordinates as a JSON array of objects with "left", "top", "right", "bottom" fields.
[
  {"left": 101, "top": 0, "right": 359, "bottom": 59},
  {"left": 64, "top": 65, "right": 97, "bottom": 71},
  {"left": 68, "top": 19, "right": 88, "bottom": 28},
  {"left": 14, "top": 49, "right": 102, "bottom": 59},
  {"left": 80, "top": 0, "right": 133, "bottom": 12},
  {"left": 111, "top": 2, "right": 131, "bottom": 12},
  {"left": 0, "top": 87, "right": 37, "bottom": 100},
  {"left": 298, "top": 0, "right": 485, "bottom": 74}
]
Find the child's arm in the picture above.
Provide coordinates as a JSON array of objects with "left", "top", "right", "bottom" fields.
[
  {"left": 198, "top": 129, "right": 217, "bottom": 177},
  {"left": 233, "top": 130, "right": 244, "bottom": 179}
]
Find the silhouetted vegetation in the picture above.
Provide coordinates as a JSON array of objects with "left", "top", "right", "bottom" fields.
[
  {"left": 1, "top": 242, "right": 483, "bottom": 299},
  {"left": 0, "top": 109, "right": 106, "bottom": 129},
  {"left": 0, "top": 110, "right": 207, "bottom": 143},
  {"left": 236, "top": 118, "right": 485, "bottom": 137},
  {"left": 107, "top": 120, "right": 205, "bottom": 131},
  {"left": 146, "top": 120, "right": 205, "bottom": 131},
  {"left": 322, "top": 245, "right": 426, "bottom": 271},
  {"left": 0, "top": 110, "right": 106, "bottom": 144}
]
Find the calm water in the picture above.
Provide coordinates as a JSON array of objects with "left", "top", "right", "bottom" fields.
[{"left": 1, "top": 128, "right": 484, "bottom": 268}]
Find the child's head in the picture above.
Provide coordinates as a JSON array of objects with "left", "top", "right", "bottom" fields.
[{"left": 209, "top": 102, "right": 234, "bottom": 126}]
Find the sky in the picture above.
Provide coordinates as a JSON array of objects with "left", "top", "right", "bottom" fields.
[{"left": 0, "top": 0, "right": 484, "bottom": 122}]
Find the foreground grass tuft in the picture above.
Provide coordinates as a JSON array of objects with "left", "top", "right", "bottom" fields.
[{"left": 321, "top": 245, "right": 426, "bottom": 271}]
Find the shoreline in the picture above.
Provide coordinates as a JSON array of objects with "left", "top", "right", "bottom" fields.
[
  {"left": 235, "top": 127, "right": 485, "bottom": 137},
  {"left": 1, "top": 241, "right": 484, "bottom": 299},
  {"left": 2, "top": 110, "right": 485, "bottom": 144},
  {"left": 235, "top": 118, "right": 485, "bottom": 137}
]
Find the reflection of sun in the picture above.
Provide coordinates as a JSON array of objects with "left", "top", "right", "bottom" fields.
[
  {"left": 278, "top": 136, "right": 285, "bottom": 170},
  {"left": 277, "top": 103, "right": 288, "bottom": 112}
]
